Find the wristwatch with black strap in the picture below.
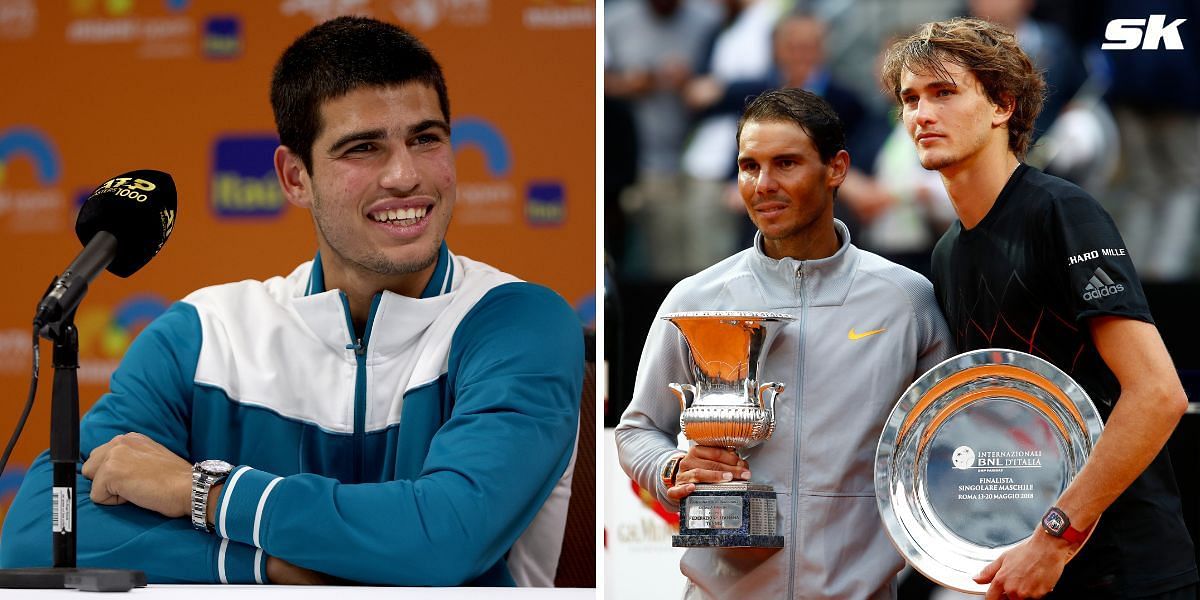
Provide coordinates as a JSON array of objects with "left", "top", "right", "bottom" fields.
[{"left": 192, "top": 459, "right": 233, "bottom": 532}]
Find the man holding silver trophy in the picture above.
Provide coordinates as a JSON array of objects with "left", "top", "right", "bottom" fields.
[
  {"left": 882, "top": 17, "right": 1197, "bottom": 600},
  {"left": 616, "top": 88, "right": 953, "bottom": 599}
]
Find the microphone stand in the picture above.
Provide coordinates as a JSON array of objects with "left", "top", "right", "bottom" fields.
[{"left": 0, "top": 305, "right": 146, "bottom": 592}]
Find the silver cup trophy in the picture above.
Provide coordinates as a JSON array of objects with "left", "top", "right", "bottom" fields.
[{"left": 663, "top": 311, "right": 793, "bottom": 548}]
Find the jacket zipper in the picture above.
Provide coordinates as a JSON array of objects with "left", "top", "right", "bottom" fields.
[
  {"left": 788, "top": 263, "right": 806, "bottom": 599},
  {"left": 339, "top": 291, "right": 380, "bottom": 483}
]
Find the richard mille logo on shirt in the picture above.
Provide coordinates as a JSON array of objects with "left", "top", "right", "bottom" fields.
[
  {"left": 1066, "top": 247, "right": 1126, "bottom": 266},
  {"left": 1082, "top": 268, "right": 1125, "bottom": 301}
]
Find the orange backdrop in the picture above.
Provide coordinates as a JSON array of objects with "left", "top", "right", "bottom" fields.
[{"left": 0, "top": 0, "right": 595, "bottom": 527}]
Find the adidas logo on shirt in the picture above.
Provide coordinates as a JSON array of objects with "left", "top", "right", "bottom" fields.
[{"left": 1082, "top": 267, "right": 1125, "bottom": 301}]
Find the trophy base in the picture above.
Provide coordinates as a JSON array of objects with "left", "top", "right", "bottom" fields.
[
  {"left": 672, "top": 534, "right": 785, "bottom": 548},
  {"left": 672, "top": 482, "right": 783, "bottom": 548}
]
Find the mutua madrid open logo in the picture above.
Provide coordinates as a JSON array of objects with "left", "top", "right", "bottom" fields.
[{"left": 210, "top": 135, "right": 286, "bottom": 219}]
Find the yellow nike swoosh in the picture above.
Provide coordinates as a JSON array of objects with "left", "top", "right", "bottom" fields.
[{"left": 848, "top": 328, "right": 886, "bottom": 340}]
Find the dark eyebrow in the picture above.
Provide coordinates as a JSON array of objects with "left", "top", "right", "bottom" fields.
[
  {"left": 328, "top": 128, "right": 386, "bottom": 154},
  {"left": 327, "top": 119, "right": 451, "bottom": 154},
  {"left": 409, "top": 119, "right": 451, "bottom": 137},
  {"left": 738, "top": 152, "right": 803, "bottom": 165},
  {"left": 899, "top": 80, "right": 958, "bottom": 97}
]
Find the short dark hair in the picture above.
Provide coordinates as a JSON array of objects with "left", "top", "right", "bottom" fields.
[
  {"left": 736, "top": 88, "right": 846, "bottom": 164},
  {"left": 270, "top": 16, "right": 450, "bottom": 173},
  {"left": 880, "top": 17, "right": 1045, "bottom": 158}
]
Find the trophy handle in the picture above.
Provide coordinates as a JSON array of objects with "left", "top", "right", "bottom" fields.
[
  {"left": 757, "top": 382, "right": 785, "bottom": 413},
  {"left": 668, "top": 383, "right": 697, "bottom": 411}
]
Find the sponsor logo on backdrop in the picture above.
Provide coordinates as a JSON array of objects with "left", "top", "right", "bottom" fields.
[
  {"left": 280, "top": 0, "right": 372, "bottom": 23},
  {"left": 525, "top": 180, "right": 565, "bottom": 227},
  {"left": 0, "top": 127, "right": 66, "bottom": 233},
  {"left": 523, "top": 0, "right": 593, "bottom": 30},
  {"left": 0, "top": 0, "right": 36, "bottom": 40},
  {"left": 451, "top": 117, "right": 514, "bottom": 225},
  {"left": 211, "top": 135, "right": 286, "bottom": 219},
  {"left": 75, "top": 294, "right": 169, "bottom": 385},
  {"left": 391, "top": 0, "right": 489, "bottom": 31},
  {"left": 629, "top": 479, "right": 680, "bottom": 529},
  {"left": 66, "top": 0, "right": 195, "bottom": 59},
  {"left": 203, "top": 15, "right": 240, "bottom": 59},
  {"left": 0, "top": 296, "right": 166, "bottom": 382},
  {"left": 70, "top": 0, "right": 134, "bottom": 18}
]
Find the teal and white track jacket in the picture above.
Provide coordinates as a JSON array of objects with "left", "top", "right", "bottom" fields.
[{"left": 0, "top": 243, "right": 583, "bottom": 586}]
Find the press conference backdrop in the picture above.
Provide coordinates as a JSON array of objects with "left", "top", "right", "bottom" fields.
[{"left": 0, "top": 0, "right": 595, "bottom": 528}]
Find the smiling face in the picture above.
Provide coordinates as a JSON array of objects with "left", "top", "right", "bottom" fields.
[
  {"left": 279, "top": 81, "right": 455, "bottom": 295},
  {"left": 736, "top": 119, "right": 847, "bottom": 260},
  {"left": 899, "top": 60, "right": 1012, "bottom": 173}
]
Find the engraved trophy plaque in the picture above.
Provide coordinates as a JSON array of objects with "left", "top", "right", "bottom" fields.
[
  {"left": 663, "top": 311, "right": 794, "bottom": 548},
  {"left": 875, "top": 349, "right": 1104, "bottom": 593}
]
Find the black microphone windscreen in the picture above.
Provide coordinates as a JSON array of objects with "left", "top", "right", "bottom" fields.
[{"left": 75, "top": 169, "right": 177, "bottom": 278}]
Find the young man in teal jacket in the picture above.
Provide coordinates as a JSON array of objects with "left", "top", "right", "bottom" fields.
[{"left": 0, "top": 16, "right": 583, "bottom": 586}]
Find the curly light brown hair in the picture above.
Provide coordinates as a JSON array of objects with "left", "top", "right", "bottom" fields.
[{"left": 880, "top": 17, "right": 1046, "bottom": 158}]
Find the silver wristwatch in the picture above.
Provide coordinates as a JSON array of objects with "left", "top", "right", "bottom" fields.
[{"left": 192, "top": 460, "right": 233, "bottom": 532}]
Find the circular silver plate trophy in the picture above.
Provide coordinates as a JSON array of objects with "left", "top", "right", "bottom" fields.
[
  {"left": 663, "top": 311, "right": 793, "bottom": 548},
  {"left": 875, "top": 349, "right": 1104, "bottom": 593}
]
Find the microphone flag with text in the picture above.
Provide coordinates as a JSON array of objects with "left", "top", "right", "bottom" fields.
[{"left": 34, "top": 170, "right": 177, "bottom": 327}]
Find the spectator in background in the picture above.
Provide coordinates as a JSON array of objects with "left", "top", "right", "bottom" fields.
[
  {"left": 1098, "top": 0, "right": 1200, "bottom": 281},
  {"left": 968, "top": 0, "right": 1086, "bottom": 138},
  {"left": 678, "top": 0, "right": 782, "bottom": 272},
  {"left": 605, "top": 0, "right": 720, "bottom": 279}
]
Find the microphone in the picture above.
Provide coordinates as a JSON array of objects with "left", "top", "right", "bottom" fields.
[{"left": 33, "top": 169, "right": 177, "bottom": 327}]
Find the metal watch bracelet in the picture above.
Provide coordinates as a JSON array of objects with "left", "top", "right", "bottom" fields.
[{"left": 191, "top": 460, "right": 232, "bottom": 532}]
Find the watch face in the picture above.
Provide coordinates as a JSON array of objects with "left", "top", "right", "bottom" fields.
[
  {"left": 1043, "top": 509, "right": 1067, "bottom": 534},
  {"left": 199, "top": 459, "right": 233, "bottom": 476}
]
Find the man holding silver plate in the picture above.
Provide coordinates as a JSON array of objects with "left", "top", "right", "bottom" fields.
[
  {"left": 616, "top": 88, "right": 952, "bottom": 599},
  {"left": 882, "top": 17, "right": 1197, "bottom": 599}
]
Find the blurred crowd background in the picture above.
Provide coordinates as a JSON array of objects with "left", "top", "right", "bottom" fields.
[
  {"left": 606, "top": 0, "right": 1199, "bottom": 284},
  {"left": 602, "top": 1, "right": 1198, "bottom": 597}
]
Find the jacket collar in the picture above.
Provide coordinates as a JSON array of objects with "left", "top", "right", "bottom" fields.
[
  {"left": 304, "top": 241, "right": 454, "bottom": 299},
  {"left": 749, "top": 219, "right": 859, "bottom": 307},
  {"left": 293, "top": 241, "right": 458, "bottom": 356}
]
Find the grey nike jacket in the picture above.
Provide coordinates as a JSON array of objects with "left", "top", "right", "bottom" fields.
[{"left": 616, "top": 221, "right": 953, "bottom": 599}]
